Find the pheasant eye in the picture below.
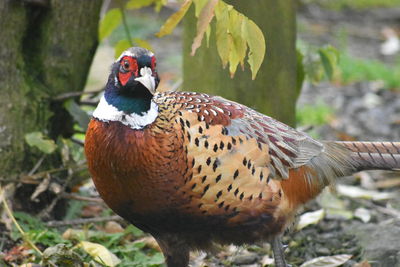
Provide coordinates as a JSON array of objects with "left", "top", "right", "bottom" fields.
[
  {"left": 123, "top": 60, "right": 130, "bottom": 70},
  {"left": 151, "top": 56, "right": 156, "bottom": 70}
]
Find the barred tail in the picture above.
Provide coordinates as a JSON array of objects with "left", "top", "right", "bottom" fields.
[{"left": 334, "top": 141, "right": 400, "bottom": 171}]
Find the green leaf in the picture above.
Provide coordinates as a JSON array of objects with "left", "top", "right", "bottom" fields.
[
  {"left": 114, "top": 39, "right": 132, "bottom": 59},
  {"left": 227, "top": 10, "right": 247, "bottom": 76},
  {"left": 25, "top": 132, "right": 57, "bottom": 154},
  {"left": 99, "top": 8, "right": 122, "bottom": 41},
  {"left": 126, "top": 0, "right": 155, "bottom": 9},
  {"left": 191, "top": 0, "right": 218, "bottom": 56},
  {"left": 215, "top": 2, "right": 231, "bottom": 67},
  {"left": 64, "top": 99, "right": 90, "bottom": 131},
  {"left": 242, "top": 18, "right": 266, "bottom": 80},
  {"left": 318, "top": 45, "right": 340, "bottom": 81},
  {"left": 155, "top": 0, "right": 192, "bottom": 37}
]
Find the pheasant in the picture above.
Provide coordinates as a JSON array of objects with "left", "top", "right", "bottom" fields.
[{"left": 84, "top": 47, "right": 400, "bottom": 267}]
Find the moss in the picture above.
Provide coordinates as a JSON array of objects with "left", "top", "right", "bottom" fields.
[{"left": 0, "top": 0, "right": 102, "bottom": 177}]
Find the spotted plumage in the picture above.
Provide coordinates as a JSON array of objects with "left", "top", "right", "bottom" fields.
[{"left": 85, "top": 47, "right": 400, "bottom": 267}]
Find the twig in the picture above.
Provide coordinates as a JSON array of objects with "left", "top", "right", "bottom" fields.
[
  {"left": 38, "top": 171, "right": 75, "bottom": 219},
  {"left": 118, "top": 0, "right": 133, "bottom": 46},
  {"left": 353, "top": 198, "right": 400, "bottom": 219},
  {"left": 0, "top": 188, "right": 43, "bottom": 256},
  {"left": 71, "top": 137, "right": 85, "bottom": 147},
  {"left": 28, "top": 155, "right": 45, "bottom": 176},
  {"left": 61, "top": 193, "right": 104, "bottom": 203},
  {"left": 52, "top": 89, "right": 104, "bottom": 101},
  {"left": 20, "top": 163, "right": 87, "bottom": 181},
  {"left": 79, "top": 99, "right": 99, "bottom": 106},
  {"left": 45, "top": 215, "right": 124, "bottom": 227}
]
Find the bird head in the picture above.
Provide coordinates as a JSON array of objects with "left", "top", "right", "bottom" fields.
[{"left": 111, "top": 47, "right": 160, "bottom": 96}]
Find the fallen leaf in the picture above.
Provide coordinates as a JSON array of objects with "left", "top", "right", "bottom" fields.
[
  {"left": 353, "top": 260, "right": 372, "bottom": 267},
  {"left": 300, "top": 254, "right": 352, "bottom": 267},
  {"left": 296, "top": 209, "right": 325, "bottom": 231},
  {"left": 30, "top": 175, "right": 50, "bottom": 201},
  {"left": 375, "top": 177, "right": 400, "bottom": 189},
  {"left": 104, "top": 221, "right": 124, "bottom": 234},
  {"left": 354, "top": 207, "right": 371, "bottom": 223},
  {"left": 133, "top": 236, "right": 161, "bottom": 251},
  {"left": 337, "top": 184, "right": 395, "bottom": 200},
  {"left": 317, "top": 190, "right": 353, "bottom": 220},
  {"left": 81, "top": 204, "right": 103, "bottom": 218},
  {"left": 79, "top": 241, "right": 121, "bottom": 267}
]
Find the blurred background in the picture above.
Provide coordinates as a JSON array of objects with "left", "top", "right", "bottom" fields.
[{"left": 0, "top": 0, "right": 399, "bottom": 266}]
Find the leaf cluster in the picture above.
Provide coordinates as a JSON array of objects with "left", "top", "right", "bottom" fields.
[
  {"left": 157, "top": 0, "right": 266, "bottom": 79},
  {"left": 7, "top": 211, "right": 164, "bottom": 266}
]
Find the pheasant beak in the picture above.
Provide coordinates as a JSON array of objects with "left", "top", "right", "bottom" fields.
[{"left": 135, "top": 67, "right": 156, "bottom": 94}]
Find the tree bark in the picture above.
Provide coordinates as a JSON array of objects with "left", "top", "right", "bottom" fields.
[
  {"left": 183, "top": 0, "right": 297, "bottom": 126},
  {"left": 0, "top": 0, "right": 102, "bottom": 177}
]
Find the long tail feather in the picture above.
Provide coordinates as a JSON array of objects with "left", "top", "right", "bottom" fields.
[{"left": 334, "top": 141, "right": 400, "bottom": 171}]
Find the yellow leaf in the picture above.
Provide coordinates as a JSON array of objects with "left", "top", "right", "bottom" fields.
[
  {"left": 79, "top": 241, "right": 121, "bottom": 267},
  {"left": 205, "top": 24, "right": 211, "bottom": 47},
  {"left": 155, "top": 0, "right": 192, "bottom": 37},
  {"left": 215, "top": 2, "right": 231, "bottom": 67},
  {"left": 114, "top": 39, "right": 132, "bottom": 59},
  {"left": 99, "top": 8, "right": 122, "bottom": 41},
  {"left": 242, "top": 18, "right": 266, "bottom": 80},
  {"left": 227, "top": 10, "right": 247, "bottom": 75},
  {"left": 191, "top": 0, "right": 218, "bottom": 56}
]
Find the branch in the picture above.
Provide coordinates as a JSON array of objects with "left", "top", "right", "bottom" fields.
[
  {"left": 61, "top": 192, "right": 104, "bottom": 203},
  {"left": 45, "top": 215, "right": 124, "bottom": 227},
  {"left": 52, "top": 88, "right": 104, "bottom": 101}
]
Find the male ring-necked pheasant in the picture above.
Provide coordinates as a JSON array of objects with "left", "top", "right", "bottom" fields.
[{"left": 85, "top": 47, "right": 400, "bottom": 267}]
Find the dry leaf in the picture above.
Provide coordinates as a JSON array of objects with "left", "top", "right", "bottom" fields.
[
  {"left": 354, "top": 207, "right": 371, "bottom": 223},
  {"left": 104, "top": 221, "right": 124, "bottom": 234},
  {"left": 337, "top": 184, "right": 395, "bottom": 200},
  {"left": 191, "top": 0, "right": 218, "bottom": 56},
  {"left": 30, "top": 175, "right": 51, "bottom": 201},
  {"left": 79, "top": 241, "right": 121, "bottom": 267},
  {"left": 300, "top": 254, "right": 352, "bottom": 267},
  {"left": 353, "top": 260, "right": 372, "bottom": 267},
  {"left": 296, "top": 209, "right": 325, "bottom": 231},
  {"left": 133, "top": 236, "right": 161, "bottom": 251},
  {"left": 375, "top": 177, "right": 400, "bottom": 189}
]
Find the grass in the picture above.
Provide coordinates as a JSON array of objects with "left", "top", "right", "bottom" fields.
[
  {"left": 5, "top": 211, "right": 164, "bottom": 266},
  {"left": 339, "top": 54, "right": 400, "bottom": 90},
  {"left": 296, "top": 102, "right": 334, "bottom": 127}
]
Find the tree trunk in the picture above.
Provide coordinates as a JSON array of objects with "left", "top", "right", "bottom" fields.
[
  {"left": 183, "top": 0, "right": 297, "bottom": 126},
  {"left": 0, "top": 0, "right": 102, "bottom": 177}
]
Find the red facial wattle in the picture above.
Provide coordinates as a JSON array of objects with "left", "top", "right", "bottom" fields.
[
  {"left": 151, "top": 56, "right": 156, "bottom": 70},
  {"left": 118, "top": 56, "right": 139, "bottom": 86}
]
